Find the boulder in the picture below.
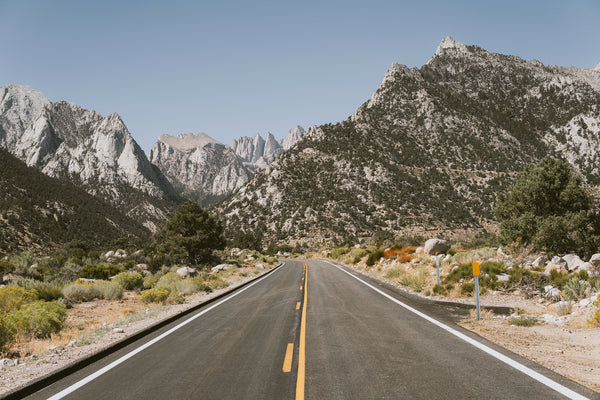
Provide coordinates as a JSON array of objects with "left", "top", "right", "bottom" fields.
[
  {"left": 134, "top": 263, "right": 149, "bottom": 271},
  {"left": 176, "top": 267, "right": 197, "bottom": 278},
  {"left": 255, "top": 263, "right": 265, "bottom": 269},
  {"left": 2, "top": 275, "right": 13, "bottom": 283},
  {"left": 588, "top": 254, "right": 600, "bottom": 277},
  {"left": 0, "top": 358, "right": 15, "bottom": 367},
  {"left": 211, "top": 264, "right": 231, "bottom": 273},
  {"left": 532, "top": 255, "right": 547, "bottom": 268},
  {"left": 544, "top": 285, "right": 562, "bottom": 301},
  {"left": 562, "top": 254, "right": 584, "bottom": 271},
  {"left": 550, "top": 256, "right": 567, "bottom": 267},
  {"left": 104, "top": 250, "right": 115, "bottom": 259},
  {"left": 496, "top": 273, "right": 510, "bottom": 282},
  {"left": 112, "top": 328, "right": 124, "bottom": 333},
  {"left": 544, "top": 263, "right": 567, "bottom": 275},
  {"left": 497, "top": 247, "right": 506, "bottom": 257},
  {"left": 424, "top": 239, "right": 451, "bottom": 256},
  {"left": 415, "top": 247, "right": 424, "bottom": 254}
]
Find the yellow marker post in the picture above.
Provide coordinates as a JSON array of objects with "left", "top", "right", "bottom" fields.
[{"left": 472, "top": 262, "right": 481, "bottom": 320}]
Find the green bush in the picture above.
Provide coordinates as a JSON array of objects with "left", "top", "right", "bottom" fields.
[
  {"left": 0, "top": 286, "right": 38, "bottom": 314},
  {"left": 508, "top": 315, "right": 538, "bottom": 327},
  {"left": 155, "top": 272, "right": 182, "bottom": 293},
  {"left": 94, "top": 281, "right": 123, "bottom": 300},
  {"left": 10, "top": 277, "right": 64, "bottom": 301},
  {"left": 167, "top": 292, "right": 186, "bottom": 304},
  {"left": 443, "top": 263, "right": 473, "bottom": 284},
  {"left": 62, "top": 282, "right": 98, "bottom": 302},
  {"left": 331, "top": 247, "right": 350, "bottom": 259},
  {"left": 366, "top": 249, "right": 385, "bottom": 266},
  {"left": 384, "top": 268, "right": 405, "bottom": 279},
  {"left": 461, "top": 282, "right": 475, "bottom": 295},
  {"left": 79, "top": 264, "right": 121, "bottom": 280},
  {"left": 112, "top": 272, "right": 143, "bottom": 290},
  {"left": 0, "top": 316, "right": 15, "bottom": 350},
  {"left": 140, "top": 288, "right": 170, "bottom": 303},
  {"left": 62, "top": 280, "right": 123, "bottom": 302},
  {"left": 6, "top": 300, "right": 67, "bottom": 338},
  {"left": 433, "top": 284, "right": 447, "bottom": 295},
  {"left": 0, "top": 259, "right": 15, "bottom": 275},
  {"left": 143, "top": 275, "right": 157, "bottom": 289},
  {"left": 563, "top": 278, "right": 591, "bottom": 301},
  {"left": 549, "top": 269, "right": 570, "bottom": 289}
]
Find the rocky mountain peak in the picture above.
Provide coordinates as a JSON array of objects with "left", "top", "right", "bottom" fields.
[
  {"left": 0, "top": 84, "right": 51, "bottom": 149},
  {"left": 158, "top": 132, "right": 219, "bottom": 153},
  {"left": 280, "top": 125, "right": 306, "bottom": 150},
  {"left": 594, "top": 61, "right": 600, "bottom": 72}
]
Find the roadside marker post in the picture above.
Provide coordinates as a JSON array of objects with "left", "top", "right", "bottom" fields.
[
  {"left": 435, "top": 255, "right": 442, "bottom": 285},
  {"left": 472, "top": 262, "right": 481, "bottom": 320}
]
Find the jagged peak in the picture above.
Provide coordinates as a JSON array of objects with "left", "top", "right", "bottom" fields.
[
  {"left": 594, "top": 61, "right": 600, "bottom": 72},
  {"left": 426, "top": 36, "right": 471, "bottom": 65},
  {"left": 158, "top": 132, "right": 220, "bottom": 153}
]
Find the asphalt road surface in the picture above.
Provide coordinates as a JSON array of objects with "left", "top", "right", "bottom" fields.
[{"left": 16, "top": 260, "right": 599, "bottom": 400}]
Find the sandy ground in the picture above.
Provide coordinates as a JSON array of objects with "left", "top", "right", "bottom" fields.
[
  {"left": 0, "top": 265, "right": 274, "bottom": 396},
  {"left": 344, "top": 257, "right": 600, "bottom": 394}
]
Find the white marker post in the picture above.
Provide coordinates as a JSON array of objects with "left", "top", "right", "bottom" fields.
[
  {"left": 473, "top": 261, "right": 481, "bottom": 320},
  {"left": 435, "top": 254, "right": 442, "bottom": 285}
]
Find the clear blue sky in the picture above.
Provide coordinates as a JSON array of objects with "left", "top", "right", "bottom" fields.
[{"left": 1, "top": 0, "right": 599, "bottom": 152}]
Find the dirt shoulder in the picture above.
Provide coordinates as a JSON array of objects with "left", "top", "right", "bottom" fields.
[{"left": 0, "top": 264, "right": 276, "bottom": 396}]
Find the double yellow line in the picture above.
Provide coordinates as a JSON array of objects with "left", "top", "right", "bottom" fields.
[
  {"left": 282, "top": 262, "right": 307, "bottom": 400},
  {"left": 296, "top": 262, "right": 307, "bottom": 400}
]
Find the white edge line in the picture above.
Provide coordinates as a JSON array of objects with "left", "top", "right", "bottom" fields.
[
  {"left": 46, "top": 264, "right": 285, "bottom": 400},
  {"left": 323, "top": 260, "right": 589, "bottom": 400}
]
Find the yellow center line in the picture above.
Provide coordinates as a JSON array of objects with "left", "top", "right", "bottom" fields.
[
  {"left": 296, "top": 302, "right": 301, "bottom": 310},
  {"left": 296, "top": 261, "right": 307, "bottom": 400},
  {"left": 282, "top": 343, "right": 294, "bottom": 373}
]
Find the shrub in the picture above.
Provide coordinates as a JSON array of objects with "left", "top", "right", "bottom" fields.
[
  {"left": 461, "top": 282, "right": 475, "bottom": 296},
  {"left": 433, "top": 284, "right": 447, "bottom": 295},
  {"left": 549, "top": 270, "right": 570, "bottom": 289},
  {"left": 79, "top": 264, "right": 121, "bottom": 280},
  {"left": 0, "top": 316, "right": 15, "bottom": 350},
  {"left": 563, "top": 278, "right": 591, "bottom": 301},
  {"left": 140, "top": 288, "right": 169, "bottom": 304},
  {"left": 589, "top": 294, "right": 600, "bottom": 326},
  {"left": 443, "top": 263, "right": 473, "bottom": 284},
  {"left": 331, "top": 247, "right": 350, "bottom": 259},
  {"left": 400, "top": 268, "right": 428, "bottom": 292},
  {"left": 190, "top": 277, "right": 212, "bottom": 293},
  {"left": 0, "top": 286, "right": 38, "bottom": 314},
  {"left": 143, "top": 275, "right": 157, "bottom": 289},
  {"left": 113, "top": 272, "right": 144, "bottom": 290},
  {"left": 175, "top": 279, "right": 196, "bottom": 294},
  {"left": 10, "top": 277, "right": 64, "bottom": 301},
  {"left": 94, "top": 281, "right": 123, "bottom": 300},
  {"left": 0, "top": 259, "right": 15, "bottom": 275},
  {"left": 155, "top": 272, "right": 182, "bottom": 293},
  {"left": 62, "top": 282, "right": 98, "bottom": 302},
  {"left": 167, "top": 292, "right": 186, "bottom": 304},
  {"left": 6, "top": 300, "right": 67, "bottom": 338},
  {"left": 366, "top": 249, "right": 385, "bottom": 266},
  {"left": 508, "top": 315, "right": 538, "bottom": 327},
  {"left": 63, "top": 280, "right": 123, "bottom": 302},
  {"left": 384, "top": 268, "right": 405, "bottom": 279}
]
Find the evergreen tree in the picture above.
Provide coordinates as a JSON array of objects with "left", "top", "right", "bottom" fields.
[
  {"left": 164, "top": 201, "right": 226, "bottom": 265},
  {"left": 494, "top": 157, "right": 600, "bottom": 256}
]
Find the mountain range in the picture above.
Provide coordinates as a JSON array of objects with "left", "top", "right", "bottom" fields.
[
  {"left": 2, "top": 36, "right": 600, "bottom": 251},
  {"left": 218, "top": 37, "right": 600, "bottom": 246},
  {"left": 149, "top": 126, "right": 305, "bottom": 206}
]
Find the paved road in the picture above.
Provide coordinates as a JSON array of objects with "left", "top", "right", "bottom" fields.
[{"left": 16, "top": 260, "right": 599, "bottom": 400}]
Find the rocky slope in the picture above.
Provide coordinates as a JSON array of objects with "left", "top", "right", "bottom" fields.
[
  {"left": 150, "top": 126, "right": 305, "bottom": 206},
  {"left": 219, "top": 37, "right": 600, "bottom": 246},
  {"left": 0, "top": 148, "right": 150, "bottom": 253},
  {"left": 0, "top": 85, "right": 180, "bottom": 230}
]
